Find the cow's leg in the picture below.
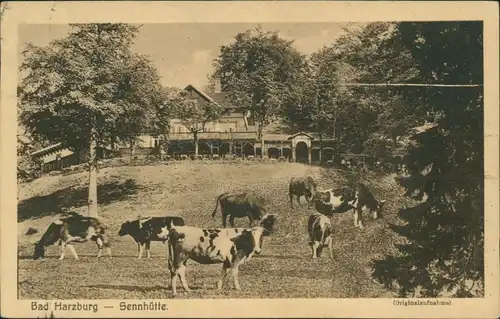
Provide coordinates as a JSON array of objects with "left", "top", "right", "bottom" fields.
[
  {"left": 145, "top": 241, "right": 151, "bottom": 259},
  {"left": 96, "top": 237, "right": 104, "bottom": 258},
  {"left": 327, "top": 236, "right": 334, "bottom": 259},
  {"left": 138, "top": 243, "right": 144, "bottom": 259},
  {"left": 229, "top": 215, "right": 235, "bottom": 228},
  {"left": 102, "top": 235, "right": 112, "bottom": 258},
  {"left": 67, "top": 244, "right": 79, "bottom": 260},
  {"left": 355, "top": 206, "right": 364, "bottom": 230},
  {"left": 316, "top": 244, "right": 323, "bottom": 258},
  {"left": 231, "top": 264, "right": 241, "bottom": 291},
  {"left": 137, "top": 243, "right": 141, "bottom": 258},
  {"left": 170, "top": 266, "right": 179, "bottom": 296},
  {"left": 217, "top": 261, "right": 230, "bottom": 290},
  {"left": 222, "top": 212, "right": 227, "bottom": 228},
  {"left": 178, "top": 261, "right": 191, "bottom": 293},
  {"left": 296, "top": 195, "right": 302, "bottom": 206},
  {"left": 311, "top": 241, "right": 320, "bottom": 259},
  {"left": 372, "top": 209, "right": 378, "bottom": 220},
  {"left": 59, "top": 242, "right": 67, "bottom": 260},
  {"left": 289, "top": 192, "right": 294, "bottom": 210},
  {"left": 248, "top": 216, "right": 253, "bottom": 228}
]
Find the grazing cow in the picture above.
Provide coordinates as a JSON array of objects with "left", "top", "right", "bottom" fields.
[
  {"left": 307, "top": 212, "right": 334, "bottom": 259},
  {"left": 313, "top": 186, "right": 359, "bottom": 217},
  {"left": 33, "top": 212, "right": 111, "bottom": 260},
  {"left": 354, "top": 182, "right": 386, "bottom": 229},
  {"left": 289, "top": 176, "right": 317, "bottom": 209},
  {"left": 314, "top": 183, "right": 386, "bottom": 229},
  {"left": 212, "top": 192, "right": 267, "bottom": 228},
  {"left": 118, "top": 216, "right": 185, "bottom": 259},
  {"left": 164, "top": 223, "right": 267, "bottom": 295}
]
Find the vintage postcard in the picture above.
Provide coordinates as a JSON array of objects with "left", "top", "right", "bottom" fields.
[{"left": 1, "top": 1, "right": 499, "bottom": 318}]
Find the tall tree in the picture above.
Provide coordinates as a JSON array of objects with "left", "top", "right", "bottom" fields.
[
  {"left": 372, "top": 22, "right": 484, "bottom": 297},
  {"left": 18, "top": 23, "right": 168, "bottom": 217},
  {"left": 212, "top": 27, "right": 306, "bottom": 156},
  {"left": 169, "top": 91, "right": 223, "bottom": 156}
]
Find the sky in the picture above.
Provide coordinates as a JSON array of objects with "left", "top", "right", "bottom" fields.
[{"left": 18, "top": 23, "right": 354, "bottom": 89}]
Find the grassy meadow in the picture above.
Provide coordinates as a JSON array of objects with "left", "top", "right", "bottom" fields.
[{"left": 17, "top": 162, "right": 409, "bottom": 299}]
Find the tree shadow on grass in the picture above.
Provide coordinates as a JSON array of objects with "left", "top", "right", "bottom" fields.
[{"left": 18, "top": 179, "right": 139, "bottom": 222}]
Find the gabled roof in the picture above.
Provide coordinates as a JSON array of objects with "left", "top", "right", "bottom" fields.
[
  {"left": 287, "top": 131, "right": 315, "bottom": 140},
  {"left": 183, "top": 85, "right": 240, "bottom": 110},
  {"left": 184, "top": 85, "right": 215, "bottom": 103},
  {"left": 30, "top": 142, "right": 63, "bottom": 157},
  {"left": 206, "top": 92, "right": 232, "bottom": 106}
]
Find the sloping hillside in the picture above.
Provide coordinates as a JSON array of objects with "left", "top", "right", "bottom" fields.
[{"left": 18, "top": 162, "right": 404, "bottom": 299}]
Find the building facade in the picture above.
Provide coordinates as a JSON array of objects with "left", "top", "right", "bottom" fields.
[{"left": 149, "top": 85, "right": 338, "bottom": 164}]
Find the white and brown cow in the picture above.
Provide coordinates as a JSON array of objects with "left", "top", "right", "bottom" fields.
[
  {"left": 307, "top": 212, "right": 334, "bottom": 259},
  {"left": 314, "top": 183, "right": 386, "bottom": 230},
  {"left": 289, "top": 176, "right": 317, "bottom": 209},
  {"left": 118, "top": 216, "right": 185, "bottom": 258},
  {"left": 163, "top": 223, "right": 268, "bottom": 295},
  {"left": 33, "top": 212, "right": 111, "bottom": 260}
]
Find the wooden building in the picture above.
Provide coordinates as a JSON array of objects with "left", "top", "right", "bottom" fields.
[{"left": 143, "top": 84, "right": 338, "bottom": 164}]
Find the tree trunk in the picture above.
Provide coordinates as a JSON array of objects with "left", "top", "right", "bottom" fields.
[
  {"left": 88, "top": 128, "right": 98, "bottom": 218},
  {"left": 319, "top": 133, "right": 323, "bottom": 163},
  {"left": 391, "top": 135, "right": 398, "bottom": 173},
  {"left": 258, "top": 123, "right": 264, "bottom": 158},
  {"left": 194, "top": 132, "right": 199, "bottom": 156},
  {"left": 130, "top": 140, "right": 135, "bottom": 157}
]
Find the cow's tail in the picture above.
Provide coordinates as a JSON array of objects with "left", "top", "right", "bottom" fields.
[{"left": 212, "top": 193, "right": 227, "bottom": 218}]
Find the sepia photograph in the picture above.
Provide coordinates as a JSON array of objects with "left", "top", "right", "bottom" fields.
[{"left": 1, "top": 1, "right": 499, "bottom": 318}]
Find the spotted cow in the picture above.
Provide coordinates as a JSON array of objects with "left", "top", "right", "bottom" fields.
[
  {"left": 307, "top": 212, "right": 334, "bottom": 259},
  {"left": 118, "top": 216, "right": 185, "bottom": 258},
  {"left": 314, "top": 183, "right": 386, "bottom": 230},
  {"left": 163, "top": 223, "right": 268, "bottom": 295},
  {"left": 33, "top": 212, "right": 111, "bottom": 260},
  {"left": 289, "top": 176, "right": 317, "bottom": 209}
]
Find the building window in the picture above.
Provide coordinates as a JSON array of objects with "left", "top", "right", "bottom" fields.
[{"left": 177, "top": 127, "right": 182, "bottom": 133}]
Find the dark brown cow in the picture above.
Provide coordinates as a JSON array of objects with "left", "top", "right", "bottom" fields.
[
  {"left": 33, "top": 212, "right": 111, "bottom": 260},
  {"left": 118, "top": 216, "right": 185, "bottom": 258},
  {"left": 211, "top": 192, "right": 267, "bottom": 228},
  {"left": 289, "top": 176, "right": 317, "bottom": 209}
]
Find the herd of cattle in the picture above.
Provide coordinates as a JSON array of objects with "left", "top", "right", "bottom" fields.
[{"left": 30, "top": 176, "right": 386, "bottom": 295}]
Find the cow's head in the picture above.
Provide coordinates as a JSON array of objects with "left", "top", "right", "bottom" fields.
[
  {"left": 166, "top": 224, "right": 185, "bottom": 243},
  {"left": 231, "top": 227, "right": 265, "bottom": 257},
  {"left": 118, "top": 221, "right": 134, "bottom": 236},
  {"left": 372, "top": 199, "right": 387, "bottom": 219},
  {"left": 32, "top": 241, "right": 45, "bottom": 260},
  {"left": 259, "top": 214, "right": 277, "bottom": 236},
  {"left": 314, "top": 191, "right": 330, "bottom": 203}
]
